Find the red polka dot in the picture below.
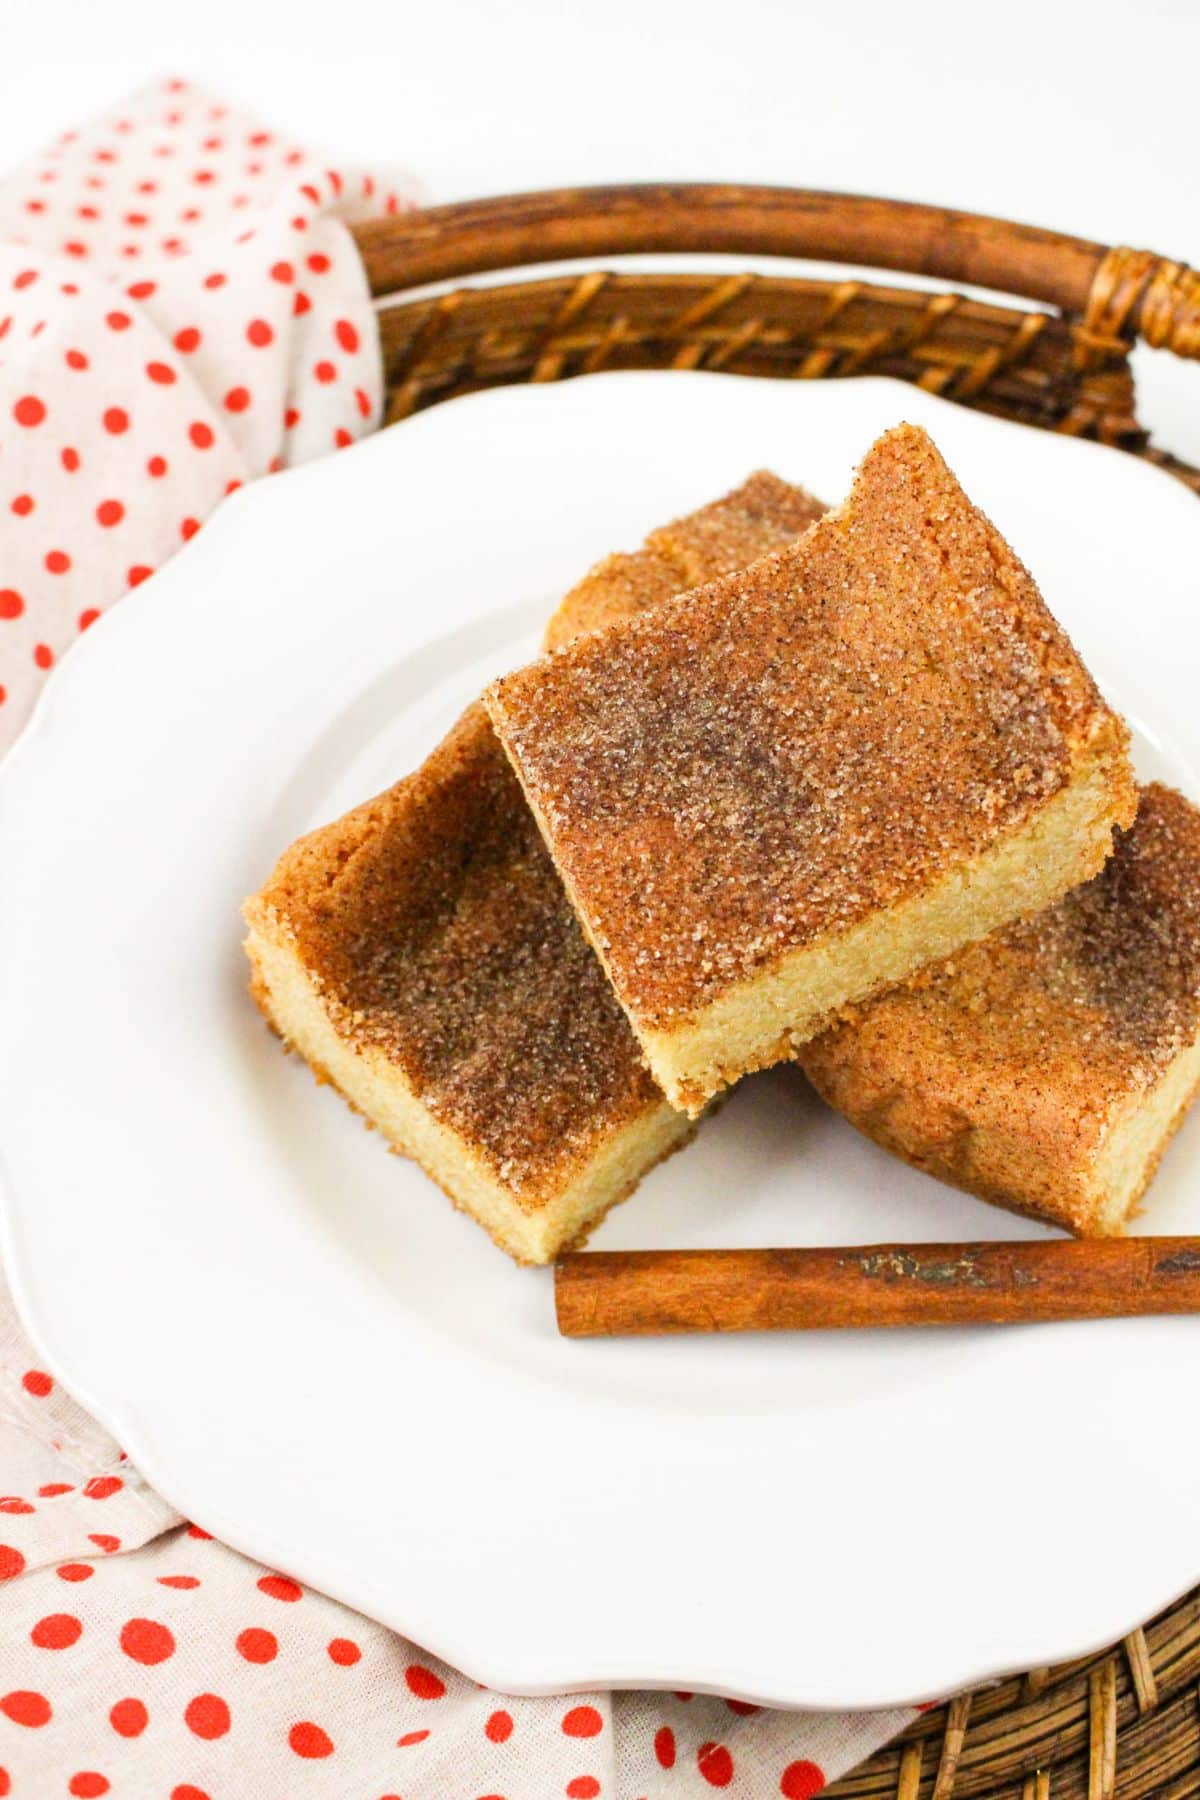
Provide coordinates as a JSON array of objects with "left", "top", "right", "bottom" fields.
[
  {"left": 203, "top": 272, "right": 226, "bottom": 289},
  {"left": 103, "top": 407, "right": 129, "bottom": 434},
  {"left": 157, "top": 1574, "right": 199, "bottom": 1589},
  {"left": 68, "top": 1775, "right": 109, "bottom": 1797},
  {"left": 293, "top": 290, "right": 311, "bottom": 316},
  {"left": 171, "top": 1789, "right": 210, "bottom": 1800},
  {"left": 284, "top": 407, "right": 300, "bottom": 429},
  {"left": 307, "top": 253, "right": 330, "bottom": 274},
  {"left": 236, "top": 1627, "right": 277, "bottom": 1663},
  {"left": 655, "top": 1726, "right": 676, "bottom": 1768},
  {"left": 396, "top": 1730, "right": 429, "bottom": 1747},
  {"left": 33, "top": 644, "right": 54, "bottom": 670},
  {"left": 11, "top": 496, "right": 34, "bottom": 518},
  {"left": 146, "top": 360, "right": 176, "bottom": 384},
  {"left": 39, "top": 1483, "right": 73, "bottom": 1497},
  {"left": 0, "top": 592, "right": 24, "bottom": 620},
  {"left": 83, "top": 1475, "right": 122, "bottom": 1499},
  {"left": 327, "top": 1637, "right": 360, "bottom": 1666},
  {"left": 780, "top": 1762, "right": 826, "bottom": 1800},
  {"left": 120, "top": 1618, "right": 175, "bottom": 1665},
  {"left": 64, "top": 242, "right": 87, "bottom": 258},
  {"left": 14, "top": 395, "right": 46, "bottom": 427},
  {"left": 405, "top": 1665, "right": 446, "bottom": 1700},
  {"left": 185, "top": 1693, "right": 230, "bottom": 1739},
  {"left": 31, "top": 1613, "right": 82, "bottom": 1649},
  {"left": 225, "top": 386, "right": 251, "bottom": 413},
  {"left": 147, "top": 455, "right": 168, "bottom": 478},
  {"left": 57, "top": 1563, "right": 93, "bottom": 1582},
  {"left": 95, "top": 500, "right": 125, "bottom": 530},
  {"left": 109, "top": 1697, "right": 148, "bottom": 1738},
  {"left": 13, "top": 269, "right": 38, "bottom": 289},
  {"left": 61, "top": 447, "right": 81, "bottom": 472},
  {"left": 0, "top": 1547, "right": 26, "bottom": 1581},
  {"left": 289, "top": 1722, "right": 333, "bottom": 1758},
  {"left": 270, "top": 261, "right": 294, "bottom": 283},
  {"left": 335, "top": 319, "right": 360, "bottom": 353},
  {"left": 697, "top": 1742, "right": 734, "bottom": 1787},
  {"left": 356, "top": 387, "right": 372, "bottom": 418},
  {"left": 725, "top": 1699, "right": 760, "bottom": 1716},
  {"left": 486, "top": 1710, "right": 513, "bottom": 1743},
  {"left": 45, "top": 550, "right": 70, "bottom": 575},
  {"left": 567, "top": 1781, "right": 599, "bottom": 1799},
  {"left": 314, "top": 360, "right": 336, "bottom": 383},
  {"left": 127, "top": 566, "right": 154, "bottom": 588},
  {"left": 0, "top": 1773, "right": 9, "bottom": 1796},
  {"left": 106, "top": 311, "right": 132, "bottom": 331},
  {"left": 246, "top": 318, "right": 273, "bottom": 348},
  {"left": 0, "top": 688, "right": 6, "bottom": 706},
  {"left": 257, "top": 1574, "right": 302, "bottom": 1602},
  {"left": 562, "top": 1707, "right": 603, "bottom": 1738},
  {"left": 334, "top": 428, "right": 353, "bottom": 448},
  {"left": 88, "top": 1534, "right": 120, "bottom": 1553},
  {"left": 65, "top": 348, "right": 89, "bottom": 370},
  {"left": 0, "top": 1498, "right": 32, "bottom": 1515},
  {"left": 127, "top": 280, "right": 156, "bottom": 299},
  {"left": 0, "top": 1691, "right": 51, "bottom": 1727},
  {"left": 188, "top": 421, "right": 214, "bottom": 449},
  {"left": 174, "top": 327, "right": 201, "bottom": 353}
]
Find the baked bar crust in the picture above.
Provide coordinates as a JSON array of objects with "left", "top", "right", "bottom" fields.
[
  {"left": 801, "top": 783, "right": 1200, "bottom": 1235},
  {"left": 485, "top": 424, "right": 1137, "bottom": 1115},
  {"left": 543, "top": 470, "right": 825, "bottom": 650},
  {"left": 244, "top": 473, "right": 822, "bottom": 1263}
]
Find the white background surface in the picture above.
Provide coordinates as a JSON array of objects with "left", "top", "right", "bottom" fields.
[
  {"left": 3, "top": 0, "right": 1199, "bottom": 458},
  {"left": 4, "top": 0, "right": 1200, "bottom": 1713}
]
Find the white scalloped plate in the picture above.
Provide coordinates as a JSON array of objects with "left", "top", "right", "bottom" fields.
[{"left": 2, "top": 373, "right": 1199, "bottom": 1711}]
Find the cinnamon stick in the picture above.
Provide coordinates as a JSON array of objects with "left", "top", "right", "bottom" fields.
[{"left": 554, "top": 1240, "right": 1200, "bottom": 1337}]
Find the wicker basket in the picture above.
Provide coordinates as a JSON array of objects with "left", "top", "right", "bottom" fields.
[{"left": 351, "top": 185, "right": 1200, "bottom": 1799}]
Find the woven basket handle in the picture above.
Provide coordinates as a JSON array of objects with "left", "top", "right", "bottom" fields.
[{"left": 354, "top": 185, "right": 1200, "bottom": 359}]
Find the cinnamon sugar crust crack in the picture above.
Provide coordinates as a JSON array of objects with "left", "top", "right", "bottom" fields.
[
  {"left": 486, "top": 425, "right": 1136, "bottom": 1115},
  {"left": 802, "top": 783, "right": 1200, "bottom": 1236},
  {"left": 243, "top": 473, "right": 823, "bottom": 1264}
]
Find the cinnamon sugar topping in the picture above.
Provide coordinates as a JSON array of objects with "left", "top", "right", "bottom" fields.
[
  {"left": 486, "top": 425, "right": 1131, "bottom": 1033},
  {"left": 253, "top": 472, "right": 820, "bottom": 1202},
  {"left": 800, "top": 783, "right": 1200, "bottom": 1232},
  {"left": 953, "top": 782, "right": 1200, "bottom": 1088},
  {"left": 542, "top": 471, "right": 823, "bottom": 650}
]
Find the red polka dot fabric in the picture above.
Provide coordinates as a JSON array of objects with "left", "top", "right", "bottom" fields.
[
  {"left": 0, "top": 81, "right": 918, "bottom": 1799},
  {"left": 0, "top": 1259, "right": 914, "bottom": 1797},
  {"left": 0, "top": 76, "right": 415, "bottom": 754}
]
